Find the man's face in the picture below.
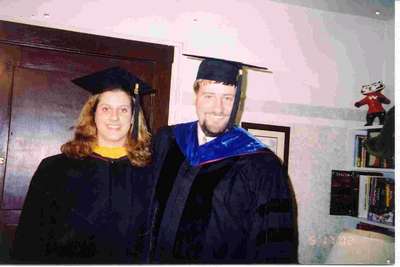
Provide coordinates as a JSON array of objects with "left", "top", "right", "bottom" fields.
[{"left": 195, "top": 82, "right": 236, "bottom": 137}]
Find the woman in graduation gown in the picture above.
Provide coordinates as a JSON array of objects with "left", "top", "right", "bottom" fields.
[{"left": 11, "top": 67, "right": 154, "bottom": 263}]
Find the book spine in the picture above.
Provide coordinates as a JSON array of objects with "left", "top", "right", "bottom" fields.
[
  {"left": 354, "top": 135, "right": 361, "bottom": 167},
  {"left": 367, "top": 177, "right": 376, "bottom": 221},
  {"left": 360, "top": 136, "right": 367, "bottom": 167},
  {"left": 354, "top": 135, "right": 367, "bottom": 167},
  {"left": 352, "top": 172, "right": 359, "bottom": 217},
  {"left": 357, "top": 175, "right": 370, "bottom": 219}
]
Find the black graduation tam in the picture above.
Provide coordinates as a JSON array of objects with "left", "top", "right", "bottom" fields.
[
  {"left": 184, "top": 54, "right": 269, "bottom": 130},
  {"left": 185, "top": 54, "right": 269, "bottom": 85},
  {"left": 72, "top": 67, "right": 152, "bottom": 140},
  {"left": 71, "top": 67, "right": 153, "bottom": 97},
  {"left": 197, "top": 59, "right": 240, "bottom": 86}
]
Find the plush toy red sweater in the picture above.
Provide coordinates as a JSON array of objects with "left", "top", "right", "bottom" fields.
[
  {"left": 354, "top": 91, "right": 390, "bottom": 113},
  {"left": 354, "top": 81, "right": 391, "bottom": 126}
]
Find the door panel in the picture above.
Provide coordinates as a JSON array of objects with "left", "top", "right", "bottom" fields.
[
  {"left": 3, "top": 67, "right": 90, "bottom": 209},
  {"left": 20, "top": 47, "right": 156, "bottom": 131},
  {"left": 152, "top": 62, "right": 172, "bottom": 129},
  {"left": 0, "top": 62, "right": 12, "bottom": 203},
  {"left": 0, "top": 43, "right": 21, "bottom": 205},
  {"left": 0, "top": 45, "right": 20, "bottom": 257}
]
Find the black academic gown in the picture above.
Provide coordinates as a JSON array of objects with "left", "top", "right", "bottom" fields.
[
  {"left": 11, "top": 153, "right": 152, "bottom": 264},
  {"left": 149, "top": 123, "right": 297, "bottom": 264}
]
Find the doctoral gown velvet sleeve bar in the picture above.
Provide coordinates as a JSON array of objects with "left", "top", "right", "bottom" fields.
[{"left": 149, "top": 124, "right": 297, "bottom": 263}]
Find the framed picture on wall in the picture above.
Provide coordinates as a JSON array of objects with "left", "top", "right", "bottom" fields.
[{"left": 242, "top": 122, "right": 290, "bottom": 169}]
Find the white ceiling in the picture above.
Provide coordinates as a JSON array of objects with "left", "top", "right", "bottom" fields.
[{"left": 270, "top": 0, "right": 394, "bottom": 20}]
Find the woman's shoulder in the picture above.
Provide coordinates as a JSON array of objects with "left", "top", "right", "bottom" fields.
[
  {"left": 32, "top": 154, "right": 104, "bottom": 188},
  {"left": 39, "top": 153, "right": 73, "bottom": 167},
  {"left": 37, "top": 153, "right": 90, "bottom": 173},
  {"left": 29, "top": 154, "right": 78, "bottom": 191}
]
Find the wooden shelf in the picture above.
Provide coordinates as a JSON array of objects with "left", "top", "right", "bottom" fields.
[
  {"left": 346, "top": 216, "right": 394, "bottom": 230},
  {"left": 352, "top": 167, "right": 394, "bottom": 173},
  {"left": 353, "top": 125, "right": 383, "bottom": 131}
]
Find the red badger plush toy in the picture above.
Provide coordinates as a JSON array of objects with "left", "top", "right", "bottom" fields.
[{"left": 354, "top": 81, "right": 391, "bottom": 126}]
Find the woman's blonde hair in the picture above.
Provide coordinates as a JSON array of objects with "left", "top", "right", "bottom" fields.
[{"left": 61, "top": 89, "right": 151, "bottom": 166}]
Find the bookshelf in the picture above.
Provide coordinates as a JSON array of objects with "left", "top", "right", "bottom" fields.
[
  {"left": 330, "top": 124, "right": 394, "bottom": 231},
  {"left": 351, "top": 125, "right": 393, "bottom": 170},
  {"left": 345, "top": 216, "right": 395, "bottom": 230},
  {"left": 353, "top": 167, "right": 394, "bottom": 173}
]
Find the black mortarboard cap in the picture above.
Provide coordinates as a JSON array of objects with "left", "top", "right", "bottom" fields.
[
  {"left": 197, "top": 59, "right": 241, "bottom": 86},
  {"left": 184, "top": 54, "right": 269, "bottom": 130},
  {"left": 71, "top": 66, "right": 153, "bottom": 96},
  {"left": 72, "top": 67, "right": 152, "bottom": 139}
]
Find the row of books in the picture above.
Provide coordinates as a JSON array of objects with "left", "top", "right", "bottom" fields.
[
  {"left": 330, "top": 170, "right": 394, "bottom": 226},
  {"left": 354, "top": 134, "right": 367, "bottom": 167},
  {"left": 354, "top": 131, "right": 394, "bottom": 169}
]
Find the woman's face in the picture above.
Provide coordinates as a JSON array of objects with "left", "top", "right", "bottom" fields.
[{"left": 94, "top": 90, "right": 132, "bottom": 147}]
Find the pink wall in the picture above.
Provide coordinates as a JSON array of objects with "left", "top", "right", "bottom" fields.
[{"left": 0, "top": 0, "right": 394, "bottom": 263}]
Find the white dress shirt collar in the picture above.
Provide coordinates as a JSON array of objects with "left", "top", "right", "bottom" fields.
[{"left": 197, "top": 122, "right": 216, "bottom": 146}]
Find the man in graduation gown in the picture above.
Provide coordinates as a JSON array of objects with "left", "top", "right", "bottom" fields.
[{"left": 149, "top": 56, "right": 298, "bottom": 263}]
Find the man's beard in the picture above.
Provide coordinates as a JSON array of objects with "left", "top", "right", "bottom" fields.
[{"left": 199, "top": 121, "right": 228, "bottom": 137}]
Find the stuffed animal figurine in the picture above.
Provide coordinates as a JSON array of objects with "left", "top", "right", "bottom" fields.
[{"left": 354, "top": 81, "right": 391, "bottom": 126}]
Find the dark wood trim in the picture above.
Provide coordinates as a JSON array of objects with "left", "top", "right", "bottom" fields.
[
  {"left": 0, "top": 20, "right": 174, "bottom": 64},
  {"left": 0, "top": 44, "right": 20, "bottom": 220},
  {"left": 152, "top": 62, "right": 172, "bottom": 132}
]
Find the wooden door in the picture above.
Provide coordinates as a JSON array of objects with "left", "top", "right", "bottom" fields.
[
  {"left": 0, "top": 20, "right": 174, "bottom": 257},
  {"left": 0, "top": 44, "right": 19, "bottom": 259}
]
